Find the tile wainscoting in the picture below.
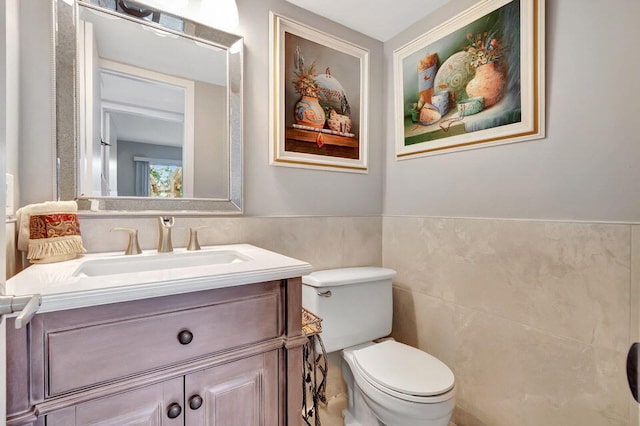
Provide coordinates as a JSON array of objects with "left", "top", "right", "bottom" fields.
[
  {"left": 10, "top": 214, "right": 638, "bottom": 425},
  {"left": 384, "top": 216, "right": 638, "bottom": 426},
  {"left": 79, "top": 215, "right": 382, "bottom": 272},
  {"left": 5, "top": 220, "right": 19, "bottom": 280}
]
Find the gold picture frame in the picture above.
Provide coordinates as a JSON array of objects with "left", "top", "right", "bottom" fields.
[
  {"left": 269, "top": 12, "right": 369, "bottom": 173},
  {"left": 394, "top": 0, "right": 545, "bottom": 159}
]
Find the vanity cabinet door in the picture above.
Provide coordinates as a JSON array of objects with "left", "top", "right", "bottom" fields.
[
  {"left": 45, "top": 378, "right": 183, "bottom": 426},
  {"left": 184, "top": 351, "right": 279, "bottom": 426}
]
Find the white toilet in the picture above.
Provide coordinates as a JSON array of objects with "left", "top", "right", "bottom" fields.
[{"left": 302, "top": 267, "right": 455, "bottom": 426}]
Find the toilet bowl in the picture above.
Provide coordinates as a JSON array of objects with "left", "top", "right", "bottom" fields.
[
  {"left": 343, "top": 341, "right": 455, "bottom": 426},
  {"left": 302, "top": 267, "right": 455, "bottom": 426}
]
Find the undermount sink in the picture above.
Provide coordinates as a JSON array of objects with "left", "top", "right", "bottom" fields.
[
  {"left": 7, "top": 243, "right": 312, "bottom": 314},
  {"left": 74, "top": 249, "right": 250, "bottom": 277}
]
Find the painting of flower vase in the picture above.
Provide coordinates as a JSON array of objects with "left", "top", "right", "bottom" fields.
[
  {"left": 394, "top": 0, "right": 545, "bottom": 159},
  {"left": 270, "top": 13, "right": 369, "bottom": 173}
]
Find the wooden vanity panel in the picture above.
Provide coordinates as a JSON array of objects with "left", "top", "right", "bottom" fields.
[
  {"left": 26, "top": 281, "right": 281, "bottom": 400},
  {"left": 284, "top": 277, "right": 304, "bottom": 426},
  {"left": 6, "top": 318, "right": 30, "bottom": 415},
  {"left": 46, "top": 377, "right": 183, "bottom": 426},
  {"left": 36, "top": 281, "right": 281, "bottom": 331},
  {"left": 184, "top": 351, "right": 279, "bottom": 426},
  {"left": 285, "top": 277, "right": 302, "bottom": 337},
  {"left": 47, "top": 292, "right": 279, "bottom": 395},
  {"left": 44, "top": 407, "right": 76, "bottom": 425},
  {"left": 8, "top": 278, "right": 305, "bottom": 425}
]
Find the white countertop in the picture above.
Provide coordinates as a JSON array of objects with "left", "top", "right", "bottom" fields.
[{"left": 6, "top": 244, "right": 312, "bottom": 314}]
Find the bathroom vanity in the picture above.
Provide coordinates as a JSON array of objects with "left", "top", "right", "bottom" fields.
[{"left": 6, "top": 244, "right": 312, "bottom": 426}]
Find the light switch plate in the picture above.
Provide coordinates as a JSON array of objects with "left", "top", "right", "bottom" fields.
[{"left": 6, "top": 173, "right": 15, "bottom": 216}]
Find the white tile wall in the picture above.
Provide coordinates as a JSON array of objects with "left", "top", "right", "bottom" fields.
[
  {"left": 10, "top": 214, "right": 637, "bottom": 425},
  {"left": 385, "top": 216, "right": 635, "bottom": 426}
]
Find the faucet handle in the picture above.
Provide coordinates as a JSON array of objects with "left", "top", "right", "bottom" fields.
[
  {"left": 111, "top": 228, "right": 142, "bottom": 255},
  {"left": 187, "top": 226, "right": 208, "bottom": 251}
]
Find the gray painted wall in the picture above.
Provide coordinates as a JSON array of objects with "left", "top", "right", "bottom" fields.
[
  {"left": 4, "top": 0, "right": 18, "bottom": 212},
  {"left": 18, "top": 0, "right": 55, "bottom": 206},
  {"left": 16, "top": 0, "right": 385, "bottom": 216},
  {"left": 236, "top": 0, "right": 384, "bottom": 215},
  {"left": 383, "top": 0, "right": 640, "bottom": 222},
  {"left": 2, "top": 1, "right": 9, "bottom": 288},
  {"left": 2, "top": 4, "right": 10, "bottom": 413},
  {"left": 15, "top": 0, "right": 638, "bottom": 221},
  {"left": 194, "top": 81, "right": 228, "bottom": 199}
]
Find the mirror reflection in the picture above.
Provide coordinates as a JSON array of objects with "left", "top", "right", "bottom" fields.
[{"left": 77, "top": 2, "right": 229, "bottom": 200}]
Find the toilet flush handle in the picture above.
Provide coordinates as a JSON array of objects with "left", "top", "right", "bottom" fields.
[{"left": 316, "top": 290, "right": 332, "bottom": 298}]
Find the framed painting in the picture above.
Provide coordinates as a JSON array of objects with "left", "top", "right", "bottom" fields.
[
  {"left": 394, "top": 0, "right": 544, "bottom": 159},
  {"left": 270, "top": 12, "right": 369, "bottom": 173}
]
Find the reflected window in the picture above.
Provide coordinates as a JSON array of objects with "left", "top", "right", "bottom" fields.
[
  {"left": 133, "top": 156, "right": 182, "bottom": 198},
  {"left": 150, "top": 164, "right": 183, "bottom": 198}
]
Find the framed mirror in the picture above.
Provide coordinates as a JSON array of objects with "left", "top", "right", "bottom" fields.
[{"left": 53, "top": 0, "right": 243, "bottom": 214}]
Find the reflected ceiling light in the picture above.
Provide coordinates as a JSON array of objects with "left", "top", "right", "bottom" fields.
[
  {"left": 229, "top": 39, "right": 242, "bottom": 54},
  {"left": 132, "top": 0, "right": 239, "bottom": 32},
  {"left": 197, "top": 0, "right": 239, "bottom": 32}
]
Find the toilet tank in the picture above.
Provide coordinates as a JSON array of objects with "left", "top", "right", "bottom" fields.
[{"left": 302, "top": 267, "right": 396, "bottom": 353}]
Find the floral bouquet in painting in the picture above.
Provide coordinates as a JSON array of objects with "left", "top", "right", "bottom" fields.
[
  {"left": 292, "top": 56, "right": 326, "bottom": 129},
  {"left": 464, "top": 31, "right": 506, "bottom": 107},
  {"left": 292, "top": 61, "right": 321, "bottom": 98},
  {"left": 465, "top": 31, "right": 504, "bottom": 68},
  {"left": 292, "top": 46, "right": 354, "bottom": 134}
]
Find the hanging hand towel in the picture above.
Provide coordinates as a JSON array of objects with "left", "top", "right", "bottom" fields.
[{"left": 16, "top": 201, "right": 86, "bottom": 264}]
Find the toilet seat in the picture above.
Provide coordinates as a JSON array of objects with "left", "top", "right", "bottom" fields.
[{"left": 351, "top": 341, "right": 455, "bottom": 403}]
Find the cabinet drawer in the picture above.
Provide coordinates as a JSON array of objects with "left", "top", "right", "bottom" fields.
[{"left": 47, "top": 293, "right": 279, "bottom": 396}]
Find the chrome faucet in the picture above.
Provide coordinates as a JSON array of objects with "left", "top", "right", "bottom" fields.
[{"left": 157, "top": 216, "right": 175, "bottom": 253}]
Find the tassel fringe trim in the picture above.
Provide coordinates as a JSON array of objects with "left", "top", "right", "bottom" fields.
[{"left": 27, "top": 235, "right": 87, "bottom": 261}]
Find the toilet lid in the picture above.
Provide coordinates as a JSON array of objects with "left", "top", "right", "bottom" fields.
[{"left": 353, "top": 341, "right": 454, "bottom": 397}]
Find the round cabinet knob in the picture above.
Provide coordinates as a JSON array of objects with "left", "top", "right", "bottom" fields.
[
  {"left": 189, "top": 394, "right": 203, "bottom": 410},
  {"left": 167, "top": 402, "right": 182, "bottom": 419},
  {"left": 177, "top": 329, "right": 193, "bottom": 345}
]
